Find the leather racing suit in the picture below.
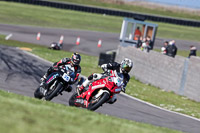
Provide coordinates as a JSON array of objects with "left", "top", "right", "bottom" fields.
[
  {"left": 40, "top": 58, "right": 81, "bottom": 91},
  {"left": 78, "top": 62, "right": 130, "bottom": 104}
]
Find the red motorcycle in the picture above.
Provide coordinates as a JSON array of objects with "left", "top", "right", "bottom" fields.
[{"left": 69, "top": 71, "right": 124, "bottom": 111}]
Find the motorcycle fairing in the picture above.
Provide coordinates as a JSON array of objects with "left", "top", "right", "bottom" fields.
[
  {"left": 104, "top": 76, "right": 122, "bottom": 93},
  {"left": 46, "top": 72, "right": 60, "bottom": 84},
  {"left": 79, "top": 77, "right": 116, "bottom": 102},
  {"left": 75, "top": 74, "right": 123, "bottom": 108}
]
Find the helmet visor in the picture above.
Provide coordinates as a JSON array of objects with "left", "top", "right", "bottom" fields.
[
  {"left": 73, "top": 59, "right": 80, "bottom": 65},
  {"left": 122, "top": 64, "right": 132, "bottom": 73}
]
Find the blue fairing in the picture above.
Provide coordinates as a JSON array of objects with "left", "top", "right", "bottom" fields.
[{"left": 46, "top": 72, "right": 60, "bottom": 84}]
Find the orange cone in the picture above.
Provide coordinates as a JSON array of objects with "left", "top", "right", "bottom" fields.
[
  {"left": 59, "top": 35, "right": 64, "bottom": 44},
  {"left": 76, "top": 37, "right": 80, "bottom": 45},
  {"left": 36, "top": 32, "right": 41, "bottom": 40},
  {"left": 97, "top": 39, "right": 102, "bottom": 47}
]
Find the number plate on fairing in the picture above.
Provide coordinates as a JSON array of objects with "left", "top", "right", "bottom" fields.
[{"left": 62, "top": 73, "right": 70, "bottom": 82}]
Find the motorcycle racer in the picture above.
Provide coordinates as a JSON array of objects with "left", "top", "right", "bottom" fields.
[
  {"left": 40, "top": 53, "right": 81, "bottom": 94},
  {"left": 77, "top": 58, "right": 133, "bottom": 104}
]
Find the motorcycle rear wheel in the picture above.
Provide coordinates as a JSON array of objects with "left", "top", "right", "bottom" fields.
[
  {"left": 69, "top": 92, "right": 78, "bottom": 106},
  {"left": 87, "top": 92, "right": 109, "bottom": 111},
  {"left": 45, "top": 82, "right": 63, "bottom": 101}
]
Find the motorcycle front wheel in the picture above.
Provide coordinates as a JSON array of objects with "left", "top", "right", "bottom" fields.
[
  {"left": 34, "top": 87, "right": 44, "bottom": 99},
  {"left": 45, "top": 82, "right": 63, "bottom": 101},
  {"left": 87, "top": 92, "right": 110, "bottom": 111}
]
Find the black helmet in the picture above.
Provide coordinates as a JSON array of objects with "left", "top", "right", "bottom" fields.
[
  {"left": 71, "top": 53, "right": 81, "bottom": 65},
  {"left": 120, "top": 58, "right": 133, "bottom": 73}
]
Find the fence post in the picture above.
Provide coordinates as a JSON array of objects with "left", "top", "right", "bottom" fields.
[{"left": 179, "top": 58, "right": 189, "bottom": 95}]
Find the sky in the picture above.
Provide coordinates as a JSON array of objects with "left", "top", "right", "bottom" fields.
[{"left": 126, "top": 0, "right": 200, "bottom": 9}]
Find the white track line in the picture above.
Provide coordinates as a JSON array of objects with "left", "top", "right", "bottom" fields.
[
  {"left": 20, "top": 48, "right": 200, "bottom": 122},
  {"left": 121, "top": 92, "right": 200, "bottom": 122}
]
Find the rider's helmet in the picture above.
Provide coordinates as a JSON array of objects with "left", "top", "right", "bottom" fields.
[
  {"left": 120, "top": 58, "right": 133, "bottom": 74},
  {"left": 71, "top": 53, "right": 81, "bottom": 66}
]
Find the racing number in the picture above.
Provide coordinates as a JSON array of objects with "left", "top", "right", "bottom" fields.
[{"left": 62, "top": 73, "right": 70, "bottom": 82}]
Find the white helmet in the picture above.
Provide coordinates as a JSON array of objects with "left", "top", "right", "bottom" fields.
[{"left": 121, "top": 58, "right": 133, "bottom": 73}]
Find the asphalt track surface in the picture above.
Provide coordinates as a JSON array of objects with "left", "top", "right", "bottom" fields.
[
  {"left": 0, "top": 24, "right": 119, "bottom": 56},
  {"left": 1, "top": 24, "right": 200, "bottom": 56},
  {"left": 1, "top": 45, "right": 200, "bottom": 133}
]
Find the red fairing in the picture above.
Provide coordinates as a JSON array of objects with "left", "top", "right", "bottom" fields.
[{"left": 77, "top": 76, "right": 122, "bottom": 107}]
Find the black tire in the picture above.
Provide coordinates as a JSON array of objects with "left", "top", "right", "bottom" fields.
[
  {"left": 34, "top": 87, "right": 44, "bottom": 99},
  {"left": 69, "top": 92, "right": 78, "bottom": 106},
  {"left": 45, "top": 82, "right": 63, "bottom": 101},
  {"left": 87, "top": 92, "right": 110, "bottom": 111}
]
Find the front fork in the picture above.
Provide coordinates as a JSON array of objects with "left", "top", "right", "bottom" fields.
[{"left": 46, "top": 80, "right": 66, "bottom": 96}]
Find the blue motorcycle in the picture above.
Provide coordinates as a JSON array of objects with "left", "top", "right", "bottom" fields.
[{"left": 34, "top": 65, "right": 76, "bottom": 101}]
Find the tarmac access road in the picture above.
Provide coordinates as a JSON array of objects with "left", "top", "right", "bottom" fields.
[
  {"left": 1, "top": 24, "right": 200, "bottom": 56},
  {"left": 0, "top": 45, "right": 200, "bottom": 133}
]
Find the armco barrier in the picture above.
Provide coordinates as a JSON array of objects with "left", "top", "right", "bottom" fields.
[
  {"left": 3, "top": 0, "right": 200, "bottom": 27},
  {"left": 116, "top": 46, "right": 200, "bottom": 102}
]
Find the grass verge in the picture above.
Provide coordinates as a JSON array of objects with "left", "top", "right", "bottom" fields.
[
  {"left": 0, "top": 90, "right": 182, "bottom": 133},
  {"left": 0, "top": 2, "right": 200, "bottom": 42},
  {"left": 0, "top": 36, "right": 200, "bottom": 119},
  {"left": 49, "top": 0, "right": 200, "bottom": 21}
]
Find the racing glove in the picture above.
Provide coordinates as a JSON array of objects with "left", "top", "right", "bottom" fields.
[
  {"left": 47, "top": 66, "right": 58, "bottom": 73},
  {"left": 101, "top": 64, "right": 108, "bottom": 72}
]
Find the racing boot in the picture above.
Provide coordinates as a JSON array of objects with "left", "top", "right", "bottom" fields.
[
  {"left": 76, "top": 85, "right": 85, "bottom": 96},
  {"left": 40, "top": 73, "right": 47, "bottom": 82},
  {"left": 76, "top": 79, "right": 90, "bottom": 95}
]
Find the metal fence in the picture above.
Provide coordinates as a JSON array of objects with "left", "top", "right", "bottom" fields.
[{"left": 3, "top": 0, "right": 200, "bottom": 27}]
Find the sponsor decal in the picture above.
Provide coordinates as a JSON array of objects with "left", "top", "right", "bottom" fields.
[
  {"left": 91, "top": 84, "right": 105, "bottom": 90},
  {"left": 46, "top": 73, "right": 59, "bottom": 83},
  {"left": 115, "top": 88, "right": 121, "bottom": 92}
]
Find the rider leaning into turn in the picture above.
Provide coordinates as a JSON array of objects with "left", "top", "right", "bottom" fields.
[
  {"left": 40, "top": 53, "right": 81, "bottom": 94},
  {"left": 77, "top": 58, "right": 133, "bottom": 104}
]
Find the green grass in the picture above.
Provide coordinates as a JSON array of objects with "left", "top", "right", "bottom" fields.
[
  {"left": 49, "top": 0, "right": 200, "bottom": 21},
  {"left": 1, "top": 2, "right": 200, "bottom": 42},
  {"left": 126, "top": 77, "right": 200, "bottom": 118},
  {"left": 0, "top": 2, "right": 121, "bottom": 33},
  {"left": 0, "top": 90, "right": 182, "bottom": 133},
  {"left": 1, "top": 36, "right": 200, "bottom": 119}
]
